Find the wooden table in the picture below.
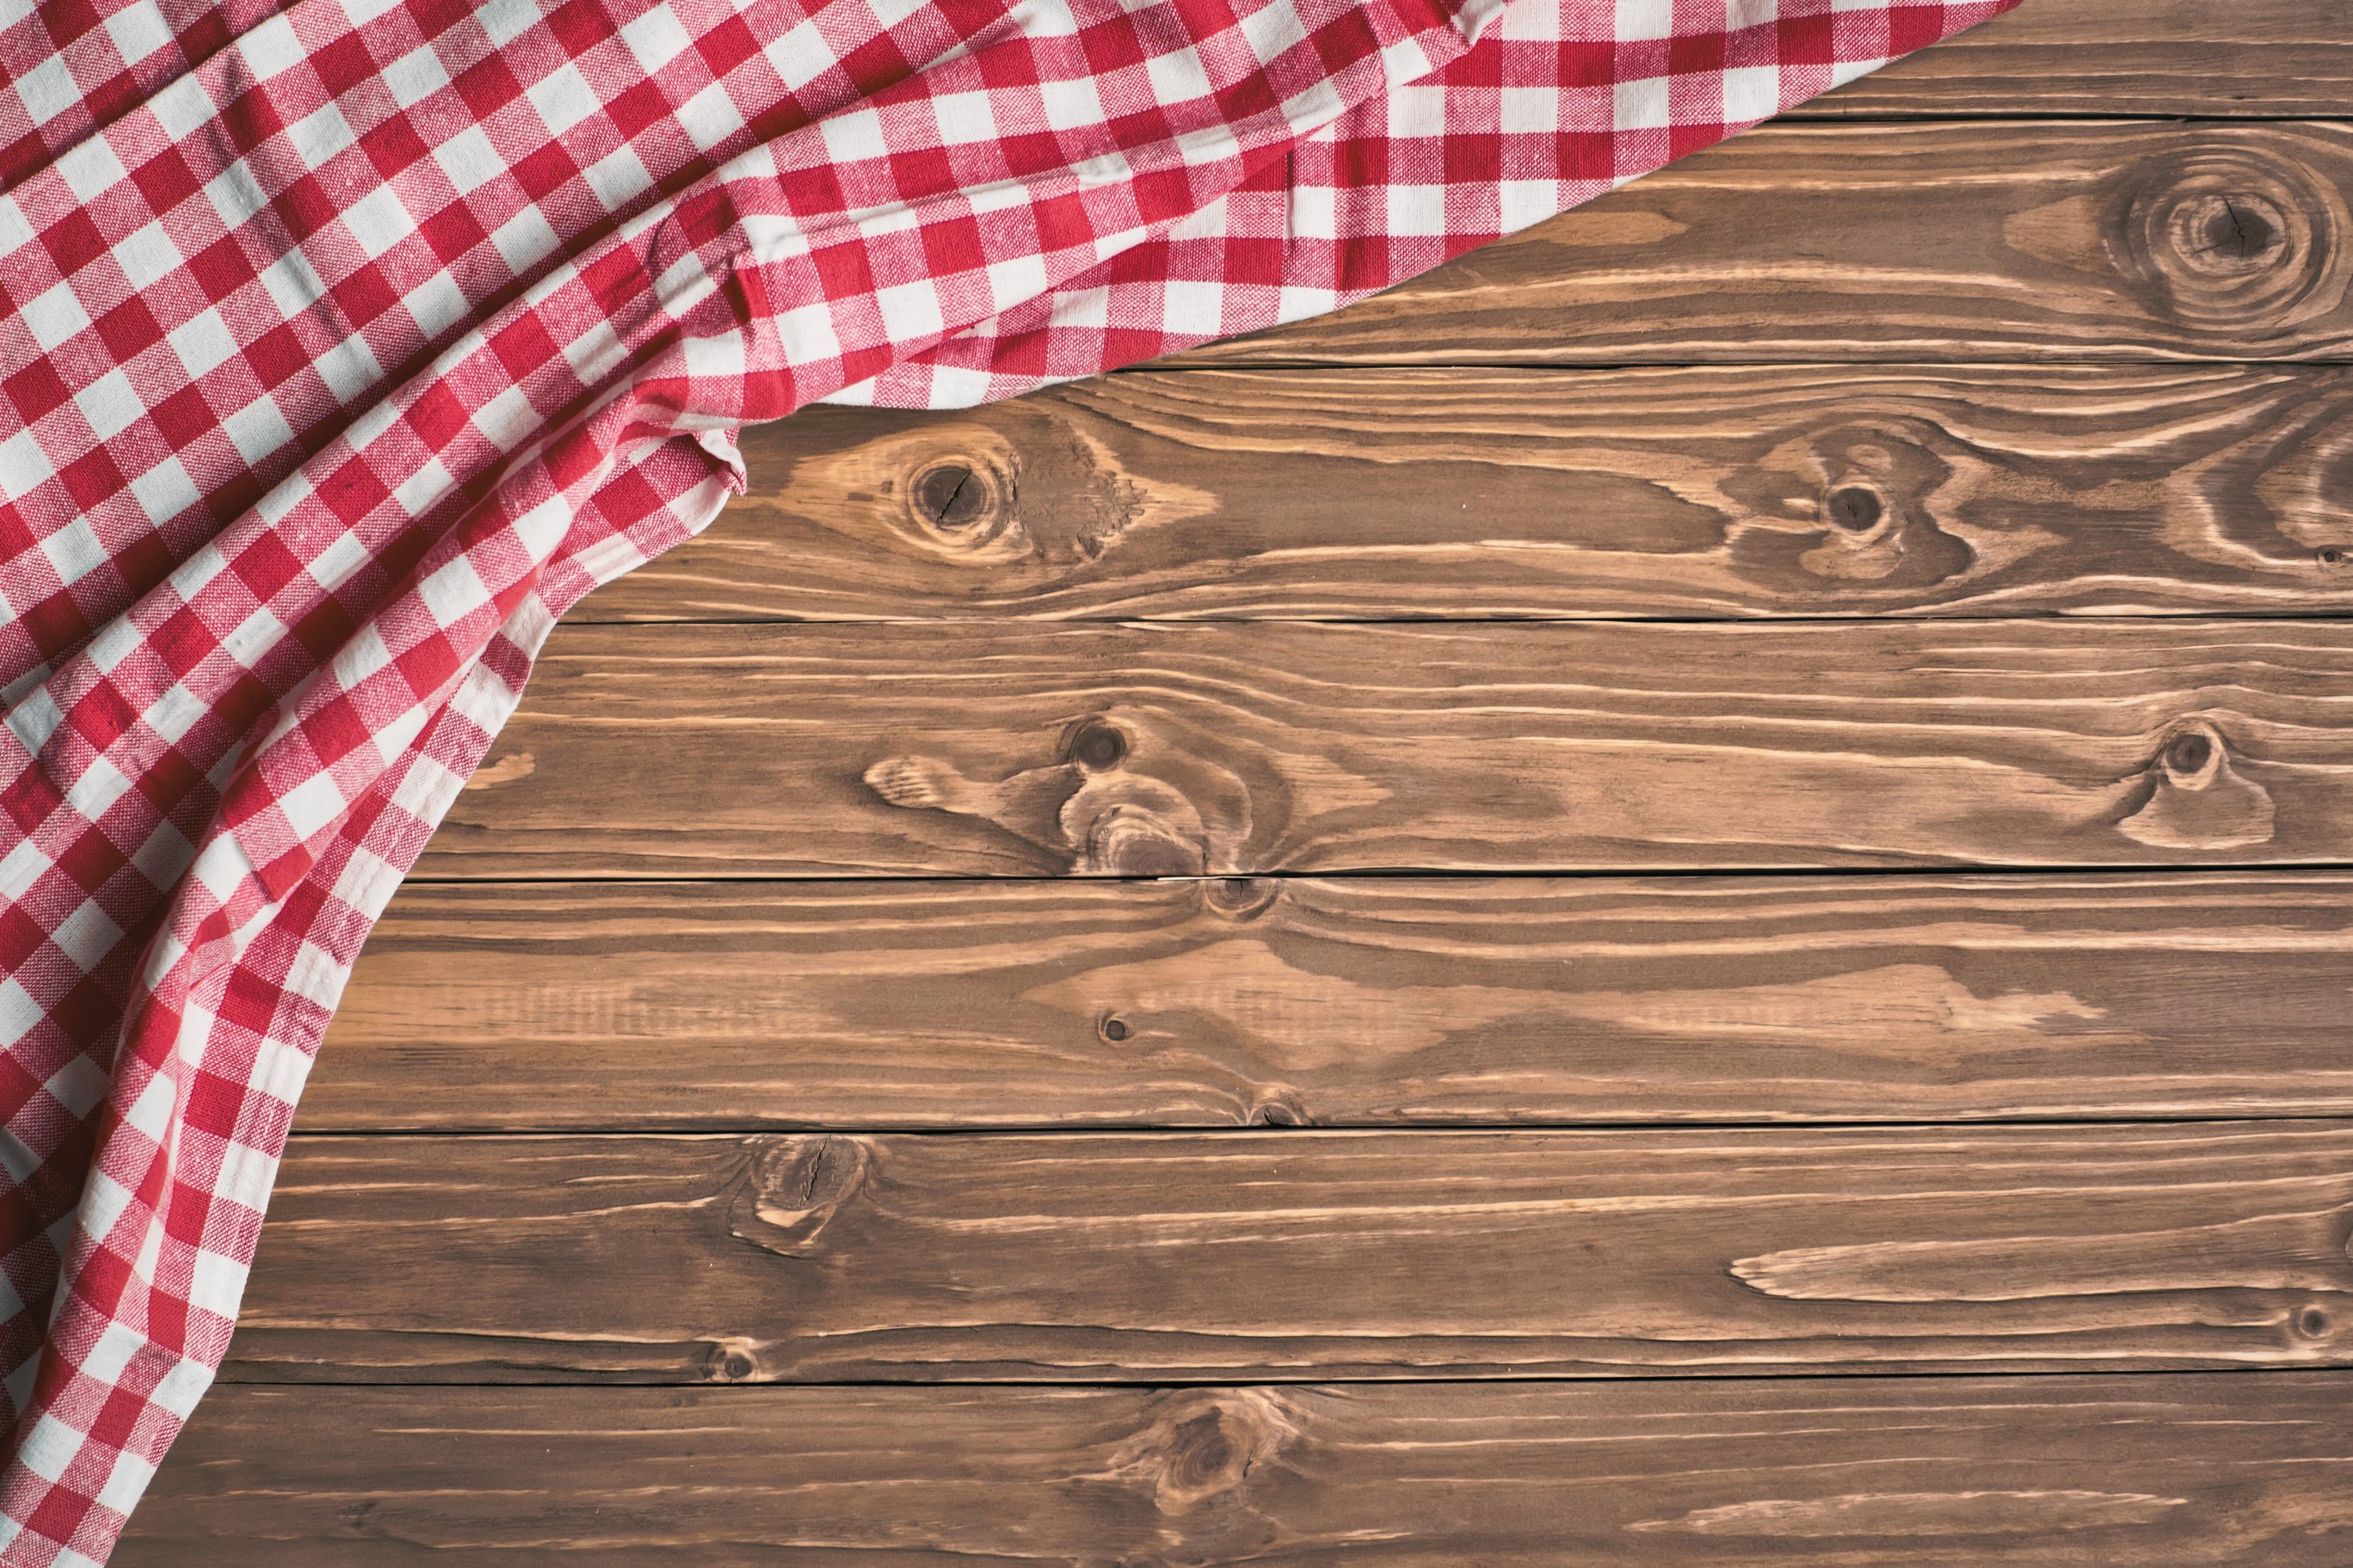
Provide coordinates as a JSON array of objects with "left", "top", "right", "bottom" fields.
[{"left": 120, "top": 3, "right": 2353, "bottom": 1560}]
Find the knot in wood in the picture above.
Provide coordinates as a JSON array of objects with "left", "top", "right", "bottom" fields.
[
  {"left": 2159, "top": 723, "right": 2224, "bottom": 786},
  {"left": 902, "top": 455, "right": 1020, "bottom": 555},
  {"left": 1825, "top": 485, "right": 1885, "bottom": 532},
  {"left": 2118, "top": 717, "right": 2274, "bottom": 851},
  {"left": 1100, "top": 1016, "right": 1131, "bottom": 1042},
  {"left": 1165, "top": 1412, "right": 1236, "bottom": 1489},
  {"left": 2202, "top": 201, "right": 2277, "bottom": 261},
  {"left": 1250, "top": 1091, "right": 1310, "bottom": 1128},
  {"left": 1204, "top": 876, "right": 1278, "bottom": 921},
  {"left": 1080, "top": 805, "right": 1210, "bottom": 876},
  {"left": 702, "top": 1339, "right": 761, "bottom": 1382},
  {"left": 2112, "top": 145, "right": 2345, "bottom": 335},
  {"left": 915, "top": 463, "right": 984, "bottom": 527},
  {"left": 1069, "top": 721, "right": 1128, "bottom": 772},
  {"left": 1769, "top": 420, "right": 1973, "bottom": 593},
  {"left": 729, "top": 1134, "right": 871, "bottom": 1257},
  {"left": 1098, "top": 1390, "right": 1302, "bottom": 1515}
]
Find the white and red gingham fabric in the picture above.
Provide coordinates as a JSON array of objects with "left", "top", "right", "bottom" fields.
[{"left": 0, "top": 0, "right": 2016, "bottom": 1559}]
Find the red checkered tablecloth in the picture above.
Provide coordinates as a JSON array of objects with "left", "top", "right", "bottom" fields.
[{"left": 0, "top": 0, "right": 2016, "bottom": 1559}]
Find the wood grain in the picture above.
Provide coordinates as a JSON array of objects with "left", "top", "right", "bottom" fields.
[
  {"left": 418, "top": 619, "right": 2353, "bottom": 878},
  {"left": 584, "top": 366, "right": 2353, "bottom": 623},
  {"left": 119, "top": 1374, "right": 2353, "bottom": 1565},
  {"left": 1805, "top": 0, "right": 2353, "bottom": 120},
  {"left": 318, "top": 871, "right": 2353, "bottom": 1130},
  {"left": 1173, "top": 121, "right": 2353, "bottom": 366},
  {"left": 227, "top": 1122, "right": 2353, "bottom": 1382}
]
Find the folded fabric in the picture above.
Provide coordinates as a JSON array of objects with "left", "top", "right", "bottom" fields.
[
  {"left": 0, "top": 0, "right": 2016, "bottom": 1559},
  {"left": 839, "top": 0, "right": 2023, "bottom": 409}
]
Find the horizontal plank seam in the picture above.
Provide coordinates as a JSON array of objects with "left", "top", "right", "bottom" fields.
[
  {"left": 1125, "top": 355, "right": 2353, "bottom": 372},
  {"left": 393, "top": 858, "right": 2353, "bottom": 886},
  {"left": 279, "top": 1112, "right": 2353, "bottom": 1136},
  {"left": 1779, "top": 112, "right": 2352, "bottom": 125},
  {"left": 1098, "top": 360, "right": 2353, "bottom": 375},
  {"left": 785, "top": 360, "right": 2353, "bottom": 381},
  {"left": 370, "top": 866, "right": 2353, "bottom": 889},
  {"left": 275, "top": 1116, "right": 2353, "bottom": 1141},
  {"left": 212, "top": 1366, "right": 2353, "bottom": 1389},
  {"left": 559, "top": 610, "right": 2353, "bottom": 627},
  {"left": 539, "top": 613, "right": 2353, "bottom": 631}
]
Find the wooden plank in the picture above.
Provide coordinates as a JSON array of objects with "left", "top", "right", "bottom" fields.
[
  {"left": 119, "top": 1374, "right": 2353, "bottom": 1565},
  {"left": 1802, "top": 0, "right": 2353, "bottom": 120},
  {"left": 227, "top": 1122, "right": 2353, "bottom": 1381},
  {"left": 318, "top": 871, "right": 2353, "bottom": 1130},
  {"left": 588, "top": 366, "right": 2353, "bottom": 623},
  {"left": 1173, "top": 120, "right": 2353, "bottom": 366},
  {"left": 420, "top": 619, "right": 2353, "bottom": 878}
]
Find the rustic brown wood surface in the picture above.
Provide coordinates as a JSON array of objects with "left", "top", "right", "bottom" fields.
[
  {"left": 423, "top": 619, "right": 2353, "bottom": 878},
  {"left": 319, "top": 871, "right": 2353, "bottom": 1129},
  {"left": 225, "top": 1122, "right": 2353, "bottom": 1382},
  {"left": 120, "top": 5, "right": 2353, "bottom": 1559},
  {"left": 1802, "top": 0, "right": 2353, "bottom": 119},
  {"left": 115, "top": 1374, "right": 2353, "bottom": 1566},
  {"left": 1180, "top": 120, "right": 2353, "bottom": 366},
  {"left": 588, "top": 366, "right": 2353, "bottom": 624}
]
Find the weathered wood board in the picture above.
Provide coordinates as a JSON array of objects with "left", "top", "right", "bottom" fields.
[
  {"left": 226, "top": 1122, "right": 2353, "bottom": 1382},
  {"left": 585, "top": 366, "right": 2353, "bottom": 623},
  {"left": 116, "top": 1374, "right": 2353, "bottom": 1566},
  {"left": 317, "top": 871, "right": 2353, "bottom": 1129},
  {"left": 1181, "top": 121, "right": 2353, "bottom": 366},
  {"left": 1806, "top": 0, "right": 2353, "bottom": 119},
  {"left": 421, "top": 619, "right": 2353, "bottom": 878}
]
